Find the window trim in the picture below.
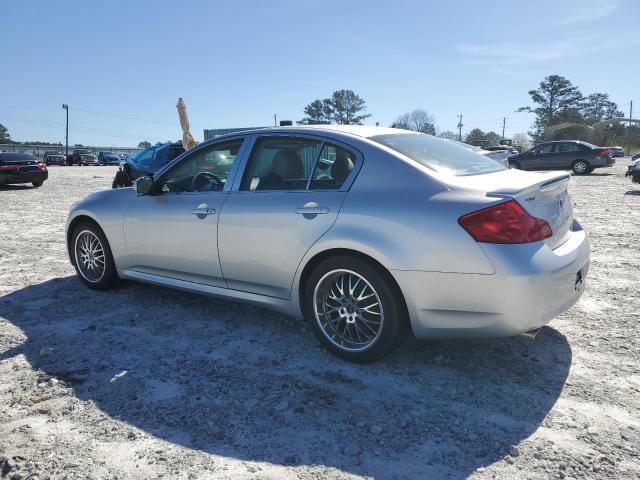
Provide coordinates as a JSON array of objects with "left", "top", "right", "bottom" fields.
[
  {"left": 153, "top": 135, "right": 247, "bottom": 195},
  {"left": 151, "top": 137, "right": 250, "bottom": 196},
  {"left": 230, "top": 133, "right": 363, "bottom": 194}
]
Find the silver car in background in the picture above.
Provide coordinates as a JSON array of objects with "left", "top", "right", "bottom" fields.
[{"left": 66, "top": 126, "right": 589, "bottom": 362}]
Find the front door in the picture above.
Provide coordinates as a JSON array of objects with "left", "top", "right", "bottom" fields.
[
  {"left": 523, "top": 143, "right": 555, "bottom": 170},
  {"left": 218, "top": 136, "right": 359, "bottom": 299},
  {"left": 124, "top": 138, "right": 247, "bottom": 287}
]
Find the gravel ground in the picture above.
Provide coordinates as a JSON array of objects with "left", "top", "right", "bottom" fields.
[{"left": 0, "top": 163, "right": 639, "bottom": 480}]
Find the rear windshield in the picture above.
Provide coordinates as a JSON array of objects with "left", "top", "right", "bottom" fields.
[
  {"left": 0, "top": 153, "right": 34, "bottom": 162},
  {"left": 370, "top": 133, "right": 507, "bottom": 176}
]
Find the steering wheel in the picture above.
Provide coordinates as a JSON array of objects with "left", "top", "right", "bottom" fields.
[{"left": 192, "top": 171, "right": 223, "bottom": 191}]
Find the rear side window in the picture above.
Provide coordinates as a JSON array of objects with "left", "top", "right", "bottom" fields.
[
  {"left": 555, "top": 143, "right": 577, "bottom": 153},
  {"left": 371, "top": 133, "right": 506, "bottom": 176},
  {"left": 241, "top": 137, "right": 321, "bottom": 190},
  {"left": 310, "top": 144, "right": 355, "bottom": 189}
]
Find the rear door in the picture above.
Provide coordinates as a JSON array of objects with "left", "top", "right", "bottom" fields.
[
  {"left": 218, "top": 135, "right": 359, "bottom": 299},
  {"left": 551, "top": 142, "right": 579, "bottom": 169}
]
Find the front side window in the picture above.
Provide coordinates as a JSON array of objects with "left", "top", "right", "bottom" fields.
[
  {"left": 371, "top": 133, "right": 506, "bottom": 176},
  {"left": 159, "top": 139, "right": 244, "bottom": 193},
  {"left": 241, "top": 137, "right": 321, "bottom": 191},
  {"left": 310, "top": 144, "right": 355, "bottom": 189},
  {"left": 532, "top": 144, "right": 553, "bottom": 154}
]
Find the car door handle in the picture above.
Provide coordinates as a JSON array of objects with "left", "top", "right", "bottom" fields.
[
  {"left": 191, "top": 208, "right": 216, "bottom": 215},
  {"left": 295, "top": 206, "right": 329, "bottom": 215},
  {"left": 191, "top": 203, "right": 216, "bottom": 218}
]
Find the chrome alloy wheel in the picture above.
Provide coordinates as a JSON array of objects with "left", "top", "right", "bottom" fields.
[
  {"left": 313, "top": 269, "right": 384, "bottom": 352},
  {"left": 74, "top": 230, "right": 106, "bottom": 283},
  {"left": 573, "top": 161, "right": 588, "bottom": 174}
]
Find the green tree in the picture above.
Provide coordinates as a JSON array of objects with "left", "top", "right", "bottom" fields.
[
  {"left": 465, "top": 128, "right": 485, "bottom": 145},
  {"left": 582, "top": 93, "right": 624, "bottom": 122},
  {"left": 392, "top": 109, "right": 436, "bottom": 134},
  {"left": 328, "top": 89, "right": 371, "bottom": 125},
  {"left": 298, "top": 99, "right": 332, "bottom": 125},
  {"left": 484, "top": 131, "right": 502, "bottom": 146},
  {"left": 518, "top": 75, "right": 584, "bottom": 140},
  {"left": 0, "top": 123, "right": 11, "bottom": 143},
  {"left": 138, "top": 140, "right": 151, "bottom": 148}
]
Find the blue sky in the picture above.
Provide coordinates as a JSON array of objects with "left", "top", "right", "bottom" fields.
[{"left": 1, "top": 0, "right": 638, "bottom": 146}]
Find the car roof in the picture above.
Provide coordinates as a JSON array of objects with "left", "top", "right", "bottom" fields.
[{"left": 209, "top": 124, "right": 411, "bottom": 141}]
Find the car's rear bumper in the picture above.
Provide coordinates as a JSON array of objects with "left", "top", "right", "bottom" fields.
[
  {"left": 392, "top": 221, "right": 590, "bottom": 338},
  {"left": 0, "top": 171, "right": 48, "bottom": 185}
]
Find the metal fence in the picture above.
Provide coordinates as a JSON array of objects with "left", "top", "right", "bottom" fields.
[{"left": 0, "top": 144, "right": 142, "bottom": 159}]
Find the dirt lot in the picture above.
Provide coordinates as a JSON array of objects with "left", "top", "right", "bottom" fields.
[{"left": 0, "top": 162, "right": 639, "bottom": 480}]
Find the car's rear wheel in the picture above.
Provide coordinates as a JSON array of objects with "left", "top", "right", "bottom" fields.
[
  {"left": 572, "top": 160, "right": 590, "bottom": 175},
  {"left": 70, "top": 222, "right": 119, "bottom": 290},
  {"left": 509, "top": 161, "right": 521, "bottom": 169},
  {"left": 32, "top": 181, "right": 43, "bottom": 188},
  {"left": 303, "top": 255, "right": 407, "bottom": 363}
]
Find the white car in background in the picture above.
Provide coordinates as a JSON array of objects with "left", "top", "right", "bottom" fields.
[{"left": 450, "top": 140, "right": 510, "bottom": 166}]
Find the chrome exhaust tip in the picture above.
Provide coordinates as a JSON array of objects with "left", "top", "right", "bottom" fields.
[{"left": 518, "top": 328, "right": 541, "bottom": 341}]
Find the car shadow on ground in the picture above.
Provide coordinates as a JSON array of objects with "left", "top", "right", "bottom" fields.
[
  {"left": 0, "top": 276, "right": 571, "bottom": 479},
  {"left": 583, "top": 172, "right": 613, "bottom": 177},
  {"left": 0, "top": 184, "right": 36, "bottom": 191},
  {"left": 624, "top": 190, "right": 640, "bottom": 196}
]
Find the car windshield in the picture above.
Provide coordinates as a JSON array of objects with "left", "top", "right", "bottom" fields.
[
  {"left": 371, "top": 133, "right": 506, "bottom": 176},
  {"left": 76, "top": 149, "right": 90, "bottom": 154},
  {"left": 102, "top": 152, "right": 115, "bottom": 156},
  {"left": 45, "top": 151, "right": 61, "bottom": 155}
]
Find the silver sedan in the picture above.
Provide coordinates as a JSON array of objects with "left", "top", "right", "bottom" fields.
[{"left": 66, "top": 126, "right": 589, "bottom": 362}]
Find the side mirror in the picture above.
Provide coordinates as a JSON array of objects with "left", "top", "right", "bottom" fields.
[{"left": 133, "top": 176, "right": 154, "bottom": 196}]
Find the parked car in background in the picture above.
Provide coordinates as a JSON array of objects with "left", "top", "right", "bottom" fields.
[
  {"left": 484, "top": 145, "right": 520, "bottom": 157},
  {"left": 118, "top": 153, "right": 128, "bottom": 161},
  {"left": 97, "top": 151, "right": 120, "bottom": 166},
  {"left": 627, "top": 158, "right": 640, "bottom": 184},
  {"left": 42, "top": 150, "right": 66, "bottom": 165},
  {"left": 68, "top": 125, "right": 589, "bottom": 362},
  {"left": 68, "top": 149, "right": 99, "bottom": 166},
  {"left": 450, "top": 140, "right": 509, "bottom": 166},
  {"left": 112, "top": 143, "right": 185, "bottom": 188},
  {"left": 632, "top": 152, "right": 640, "bottom": 161},
  {"left": 0, "top": 152, "right": 48, "bottom": 187},
  {"left": 609, "top": 146, "right": 625, "bottom": 157},
  {"left": 508, "top": 141, "right": 614, "bottom": 175}
]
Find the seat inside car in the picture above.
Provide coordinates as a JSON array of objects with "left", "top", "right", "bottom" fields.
[
  {"left": 330, "top": 153, "right": 354, "bottom": 185},
  {"left": 257, "top": 150, "right": 304, "bottom": 190}
]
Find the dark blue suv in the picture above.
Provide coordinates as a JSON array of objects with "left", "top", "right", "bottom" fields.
[{"left": 112, "top": 143, "right": 185, "bottom": 188}]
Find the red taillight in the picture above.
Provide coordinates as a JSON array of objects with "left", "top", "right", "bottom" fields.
[
  {"left": 0, "top": 165, "right": 19, "bottom": 171},
  {"left": 599, "top": 149, "right": 609, "bottom": 157},
  {"left": 458, "top": 200, "right": 552, "bottom": 244},
  {"left": 37, "top": 162, "right": 47, "bottom": 170}
]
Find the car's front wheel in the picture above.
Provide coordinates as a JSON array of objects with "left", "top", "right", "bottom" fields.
[
  {"left": 70, "top": 222, "right": 119, "bottom": 290},
  {"left": 303, "top": 256, "right": 407, "bottom": 363}
]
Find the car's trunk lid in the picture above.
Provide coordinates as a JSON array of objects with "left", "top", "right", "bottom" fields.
[{"left": 444, "top": 169, "right": 573, "bottom": 249}]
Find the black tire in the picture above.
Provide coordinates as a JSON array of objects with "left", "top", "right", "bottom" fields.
[
  {"left": 32, "top": 181, "right": 43, "bottom": 188},
  {"left": 303, "top": 255, "right": 408, "bottom": 363},
  {"left": 112, "top": 170, "right": 133, "bottom": 188},
  {"left": 509, "top": 161, "right": 521, "bottom": 169},
  {"left": 69, "top": 221, "right": 119, "bottom": 290},
  {"left": 572, "top": 160, "right": 590, "bottom": 175}
]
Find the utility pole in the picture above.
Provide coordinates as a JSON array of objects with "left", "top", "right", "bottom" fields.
[
  {"left": 630, "top": 101, "right": 633, "bottom": 123},
  {"left": 457, "top": 114, "right": 463, "bottom": 141},
  {"left": 274, "top": 114, "right": 277, "bottom": 126},
  {"left": 62, "top": 104, "right": 69, "bottom": 160},
  {"left": 502, "top": 117, "right": 506, "bottom": 139}
]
